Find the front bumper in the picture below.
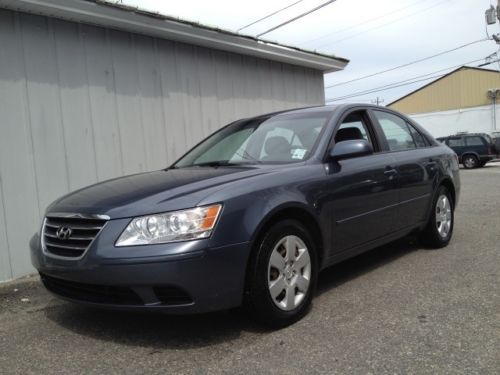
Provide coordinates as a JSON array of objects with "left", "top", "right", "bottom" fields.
[{"left": 30, "top": 228, "right": 251, "bottom": 314}]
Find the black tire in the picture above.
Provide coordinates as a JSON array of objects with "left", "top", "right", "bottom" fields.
[
  {"left": 245, "top": 219, "right": 318, "bottom": 328},
  {"left": 462, "top": 154, "right": 478, "bottom": 169},
  {"left": 418, "top": 186, "right": 454, "bottom": 248}
]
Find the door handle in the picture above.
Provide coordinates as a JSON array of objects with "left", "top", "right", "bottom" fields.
[
  {"left": 424, "top": 160, "right": 438, "bottom": 170},
  {"left": 384, "top": 167, "right": 398, "bottom": 180},
  {"left": 384, "top": 167, "right": 398, "bottom": 175}
]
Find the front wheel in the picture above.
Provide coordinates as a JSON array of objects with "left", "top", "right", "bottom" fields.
[
  {"left": 245, "top": 220, "right": 317, "bottom": 328},
  {"left": 418, "top": 186, "right": 454, "bottom": 248}
]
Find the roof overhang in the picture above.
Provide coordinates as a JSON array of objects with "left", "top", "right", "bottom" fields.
[{"left": 0, "top": 0, "right": 349, "bottom": 73}]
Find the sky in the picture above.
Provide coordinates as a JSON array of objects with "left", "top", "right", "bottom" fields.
[{"left": 122, "top": 0, "right": 499, "bottom": 105}]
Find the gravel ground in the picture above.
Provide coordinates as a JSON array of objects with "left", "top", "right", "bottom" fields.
[{"left": 0, "top": 164, "right": 499, "bottom": 374}]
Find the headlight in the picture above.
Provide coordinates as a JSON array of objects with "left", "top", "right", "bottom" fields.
[{"left": 115, "top": 204, "right": 222, "bottom": 246}]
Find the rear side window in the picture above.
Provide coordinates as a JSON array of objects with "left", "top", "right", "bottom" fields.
[
  {"left": 466, "top": 136, "right": 485, "bottom": 146},
  {"left": 372, "top": 110, "right": 416, "bottom": 151},
  {"left": 448, "top": 138, "right": 465, "bottom": 147},
  {"left": 407, "top": 123, "right": 428, "bottom": 147}
]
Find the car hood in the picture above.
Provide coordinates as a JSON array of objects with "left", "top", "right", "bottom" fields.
[{"left": 47, "top": 166, "right": 275, "bottom": 219}]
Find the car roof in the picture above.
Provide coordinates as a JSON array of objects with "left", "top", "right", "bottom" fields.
[{"left": 245, "top": 103, "right": 398, "bottom": 120}]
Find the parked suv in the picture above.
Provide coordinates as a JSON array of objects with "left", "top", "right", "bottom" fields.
[{"left": 437, "top": 133, "right": 498, "bottom": 169}]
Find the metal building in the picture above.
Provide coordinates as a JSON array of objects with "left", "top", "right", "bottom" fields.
[
  {"left": 388, "top": 66, "right": 500, "bottom": 137},
  {"left": 0, "top": 0, "right": 348, "bottom": 282}
]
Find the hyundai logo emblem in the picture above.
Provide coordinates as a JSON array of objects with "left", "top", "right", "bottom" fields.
[{"left": 56, "top": 226, "right": 72, "bottom": 240}]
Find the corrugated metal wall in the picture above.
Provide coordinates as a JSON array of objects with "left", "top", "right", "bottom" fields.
[
  {"left": 389, "top": 68, "right": 500, "bottom": 114},
  {"left": 0, "top": 8, "right": 325, "bottom": 282}
]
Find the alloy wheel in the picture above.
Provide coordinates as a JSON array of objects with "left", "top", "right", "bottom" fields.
[
  {"left": 267, "top": 235, "right": 311, "bottom": 311},
  {"left": 435, "top": 194, "right": 452, "bottom": 238}
]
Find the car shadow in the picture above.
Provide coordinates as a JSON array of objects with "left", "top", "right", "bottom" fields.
[
  {"left": 316, "top": 235, "right": 420, "bottom": 296},
  {"left": 44, "top": 302, "right": 264, "bottom": 349},
  {"left": 44, "top": 236, "right": 421, "bottom": 349},
  {"left": 478, "top": 164, "right": 498, "bottom": 168},
  {"left": 459, "top": 163, "right": 499, "bottom": 170}
]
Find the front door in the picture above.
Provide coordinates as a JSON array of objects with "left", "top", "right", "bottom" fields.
[
  {"left": 325, "top": 110, "right": 399, "bottom": 258},
  {"left": 446, "top": 137, "right": 467, "bottom": 159}
]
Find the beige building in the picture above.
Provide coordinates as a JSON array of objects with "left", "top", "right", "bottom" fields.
[
  {"left": 388, "top": 66, "right": 500, "bottom": 113},
  {"left": 387, "top": 66, "right": 500, "bottom": 137}
]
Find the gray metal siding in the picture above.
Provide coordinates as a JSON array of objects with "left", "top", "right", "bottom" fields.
[{"left": 0, "top": 8, "right": 325, "bottom": 281}]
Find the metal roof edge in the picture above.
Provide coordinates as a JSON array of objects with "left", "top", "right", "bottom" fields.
[{"left": 0, "top": 0, "right": 349, "bottom": 73}]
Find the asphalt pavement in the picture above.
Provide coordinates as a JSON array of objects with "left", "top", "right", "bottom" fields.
[{"left": 1, "top": 163, "right": 499, "bottom": 374}]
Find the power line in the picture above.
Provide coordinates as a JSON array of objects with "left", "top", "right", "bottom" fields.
[
  {"left": 325, "top": 56, "right": 495, "bottom": 102},
  {"left": 478, "top": 58, "right": 500, "bottom": 67},
  {"left": 326, "top": 73, "right": 448, "bottom": 103},
  {"left": 237, "top": 0, "right": 305, "bottom": 32},
  {"left": 372, "top": 97, "right": 384, "bottom": 106},
  {"left": 338, "top": 57, "right": 486, "bottom": 96},
  {"left": 325, "top": 38, "right": 490, "bottom": 89},
  {"left": 326, "top": 63, "right": 475, "bottom": 103},
  {"left": 298, "top": 0, "right": 429, "bottom": 46},
  {"left": 256, "top": 0, "right": 337, "bottom": 38},
  {"left": 315, "top": 0, "right": 450, "bottom": 48}
]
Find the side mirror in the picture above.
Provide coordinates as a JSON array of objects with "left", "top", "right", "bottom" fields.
[{"left": 328, "top": 139, "right": 373, "bottom": 161}]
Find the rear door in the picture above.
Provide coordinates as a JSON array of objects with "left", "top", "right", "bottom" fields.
[
  {"left": 325, "top": 109, "right": 399, "bottom": 256},
  {"left": 370, "top": 110, "right": 437, "bottom": 229},
  {"left": 465, "top": 135, "right": 489, "bottom": 157}
]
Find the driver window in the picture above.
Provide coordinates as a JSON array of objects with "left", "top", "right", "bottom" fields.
[{"left": 335, "top": 112, "right": 373, "bottom": 145}]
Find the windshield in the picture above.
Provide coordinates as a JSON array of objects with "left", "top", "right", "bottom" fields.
[{"left": 173, "top": 112, "right": 331, "bottom": 168}]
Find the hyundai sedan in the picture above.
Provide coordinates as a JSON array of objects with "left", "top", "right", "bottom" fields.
[{"left": 31, "top": 104, "right": 460, "bottom": 327}]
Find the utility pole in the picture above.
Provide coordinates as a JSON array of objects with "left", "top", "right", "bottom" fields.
[
  {"left": 485, "top": 2, "right": 500, "bottom": 43},
  {"left": 371, "top": 97, "right": 384, "bottom": 106},
  {"left": 487, "top": 89, "right": 499, "bottom": 131}
]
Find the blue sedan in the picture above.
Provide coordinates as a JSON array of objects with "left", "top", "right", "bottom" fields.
[{"left": 31, "top": 104, "right": 460, "bottom": 327}]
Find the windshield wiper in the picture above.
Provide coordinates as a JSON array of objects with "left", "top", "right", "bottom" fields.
[{"left": 191, "top": 161, "right": 241, "bottom": 168}]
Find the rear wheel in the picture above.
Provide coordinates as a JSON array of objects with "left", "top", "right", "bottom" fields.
[
  {"left": 462, "top": 154, "right": 478, "bottom": 169},
  {"left": 418, "top": 186, "right": 454, "bottom": 248},
  {"left": 245, "top": 220, "right": 317, "bottom": 328}
]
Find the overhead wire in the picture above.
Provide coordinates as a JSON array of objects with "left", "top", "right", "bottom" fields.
[
  {"left": 326, "top": 73, "right": 452, "bottom": 102},
  {"left": 325, "top": 38, "right": 490, "bottom": 89},
  {"left": 297, "top": 0, "right": 430, "bottom": 46},
  {"left": 256, "top": 0, "right": 338, "bottom": 38},
  {"left": 237, "top": 0, "right": 306, "bottom": 32},
  {"left": 477, "top": 58, "right": 500, "bottom": 68},
  {"left": 314, "top": 0, "right": 451, "bottom": 48},
  {"left": 325, "top": 55, "right": 496, "bottom": 102}
]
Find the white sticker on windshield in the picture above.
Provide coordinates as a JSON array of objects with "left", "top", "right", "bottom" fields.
[{"left": 291, "top": 149, "right": 307, "bottom": 160}]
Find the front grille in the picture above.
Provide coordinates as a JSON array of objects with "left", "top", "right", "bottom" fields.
[
  {"left": 40, "top": 273, "right": 143, "bottom": 305},
  {"left": 43, "top": 216, "right": 107, "bottom": 258}
]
